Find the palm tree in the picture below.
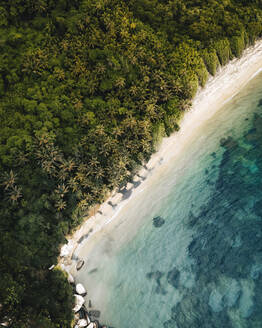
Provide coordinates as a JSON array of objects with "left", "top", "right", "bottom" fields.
[
  {"left": 95, "top": 125, "right": 105, "bottom": 136},
  {"left": 90, "top": 184, "right": 102, "bottom": 199},
  {"left": 161, "top": 88, "right": 173, "bottom": 102},
  {"left": 123, "top": 116, "right": 137, "bottom": 130},
  {"left": 76, "top": 171, "right": 86, "bottom": 184},
  {"left": 55, "top": 199, "right": 67, "bottom": 211},
  {"left": 74, "top": 99, "right": 83, "bottom": 110},
  {"left": 16, "top": 151, "right": 29, "bottom": 166},
  {"left": 67, "top": 159, "right": 76, "bottom": 172},
  {"left": 96, "top": 63, "right": 106, "bottom": 74},
  {"left": 41, "top": 160, "right": 55, "bottom": 175},
  {"left": 54, "top": 67, "right": 65, "bottom": 81},
  {"left": 37, "top": 132, "right": 51, "bottom": 146},
  {"left": 112, "top": 126, "right": 123, "bottom": 138},
  {"left": 145, "top": 102, "right": 157, "bottom": 119},
  {"left": 115, "top": 77, "right": 125, "bottom": 88},
  {"left": 89, "top": 157, "right": 99, "bottom": 168},
  {"left": 72, "top": 56, "right": 87, "bottom": 77},
  {"left": 60, "top": 158, "right": 76, "bottom": 172},
  {"left": 128, "top": 53, "right": 137, "bottom": 65},
  {"left": 77, "top": 199, "right": 89, "bottom": 212},
  {"left": 95, "top": 167, "right": 104, "bottom": 181},
  {"left": 49, "top": 146, "right": 63, "bottom": 165},
  {"left": 61, "top": 39, "right": 69, "bottom": 51},
  {"left": 57, "top": 168, "right": 68, "bottom": 182},
  {"left": 55, "top": 184, "right": 69, "bottom": 198},
  {"left": 1, "top": 170, "right": 16, "bottom": 190},
  {"left": 8, "top": 185, "right": 22, "bottom": 204},
  {"left": 99, "top": 136, "right": 115, "bottom": 156},
  {"left": 58, "top": 159, "right": 75, "bottom": 181},
  {"left": 67, "top": 177, "right": 79, "bottom": 192},
  {"left": 130, "top": 85, "right": 138, "bottom": 96},
  {"left": 140, "top": 139, "right": 151, "bottom": 153}
]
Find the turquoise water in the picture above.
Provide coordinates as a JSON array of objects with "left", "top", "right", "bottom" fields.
[{"left": 79, "top": 73, "right": 262, "bottom": 327}]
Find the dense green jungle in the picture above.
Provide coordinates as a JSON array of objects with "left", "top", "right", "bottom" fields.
[{"left": 0, "top": 0, "right": 262, "bottom": 326}]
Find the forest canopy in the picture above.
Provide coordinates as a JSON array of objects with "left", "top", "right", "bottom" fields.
[{"left": 1, "top": 0, "right": 262, "bottom": 326}]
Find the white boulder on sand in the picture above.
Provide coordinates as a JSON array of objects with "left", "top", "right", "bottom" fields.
[
  {"left": 68, "top": 273, "right": 75, "bottom": 284},
  {"left": 73, "top": 294, "right": 85, "bottom": 312},
  {"left": 78, "top": 319, "right": 88, "bottom": 327},
  {"left": 60, "top": 240, "right": 73, "bottom": 257},
  {"left": 76, "top": 283, "right": 86, "bottom": 295},
  {"left": 48, "top": 264, "right": 55, "bottom": 270}
]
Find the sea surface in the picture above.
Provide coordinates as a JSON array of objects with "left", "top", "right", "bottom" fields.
[{"left": 76, "top": 72, "right": 262, "bottom": 328}]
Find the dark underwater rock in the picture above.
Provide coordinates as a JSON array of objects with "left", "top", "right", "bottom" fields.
[
  {"left": 146, "top": 270, "right": 163, "bottom": 280},
  {"left": 163, "top": 319, "right": 178, "bottom": 328},
  {"left": 188, "top": 212, "right": 199, "bottom": 228},
  {"left": 153, "top": 216, "right": 165, "bottom": 228},
  {"left": 155, "top": 285, "right": 167, "bottom": 295},
  {"left": 88, "top": 310, "right": 101, "bottom": 318},
  {"left": 146, "top": 270, "right": 166, "bottom": 294},
  {"left": 220, "top": 136, "right": 238, "bottom": 150},
  {"left": 167, "top": 268, "right": 180, "bottom": 288},
  {"left": 171, "top": 293, "right": 233, "bottom": 328}
]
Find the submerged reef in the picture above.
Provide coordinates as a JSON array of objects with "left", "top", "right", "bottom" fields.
[{"left": 163, "top": 111, "right": 262, "bottom": 327}]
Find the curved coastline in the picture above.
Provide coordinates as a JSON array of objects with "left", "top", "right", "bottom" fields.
[{"left": 59, "top": 39, "right": 262, "bottom": 322}]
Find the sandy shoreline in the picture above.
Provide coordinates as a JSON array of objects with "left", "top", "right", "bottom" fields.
[{"left": 60, "top": 40, "right": 262, "bottom": 278}]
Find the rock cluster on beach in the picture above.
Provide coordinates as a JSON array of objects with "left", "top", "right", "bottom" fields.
[
  {"left": 60, "top": 245, "right": 105, "bottom": 327},
  {"left": 70, "top": 279, "right": 104, "bottom": 328}
]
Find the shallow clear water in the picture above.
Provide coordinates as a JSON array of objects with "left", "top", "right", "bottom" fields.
[{"left": 77, "top": 73, "right": 262, "bottom": 328}]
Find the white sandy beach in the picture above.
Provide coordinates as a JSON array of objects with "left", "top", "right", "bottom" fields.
[{"left": 60, "top": 40, "right": 262, "bottom": 291}]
